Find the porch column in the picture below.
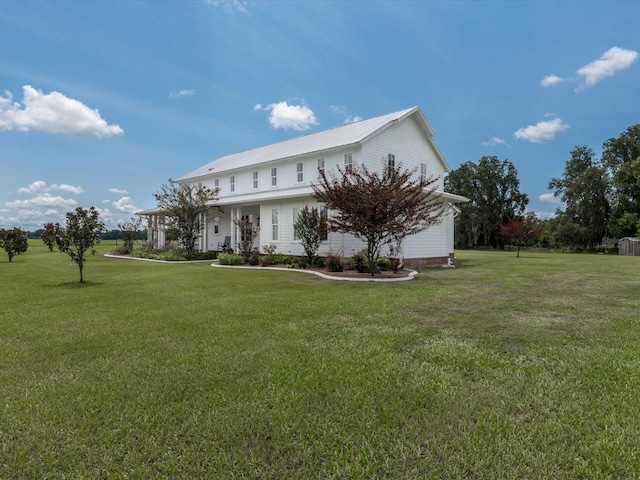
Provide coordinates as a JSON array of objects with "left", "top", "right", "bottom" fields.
[{"left": 201, "top": 211, "right": 208, "bottom": 252}]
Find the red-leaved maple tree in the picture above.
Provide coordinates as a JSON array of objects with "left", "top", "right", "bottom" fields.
[
  {"left": 312, "top": 160, "right": 444, "bottom": 275},
  {"left": 499, "top": 216, "right": 544, "bottom": 257}
]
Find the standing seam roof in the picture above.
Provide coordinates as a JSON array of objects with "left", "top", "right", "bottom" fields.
[{"left": 176, "top": 107, "right": 424, "bottom": 181}]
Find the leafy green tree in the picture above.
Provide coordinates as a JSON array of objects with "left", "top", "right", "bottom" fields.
[
  {"left": 548, "top": 146, "right": 611, "bottom": 250},
  {"left": 154, "top": 180, "right": 219, "bottom": 260},
  {"left": 608, "top": 212, "right": 639, "bottom": 238},
  {"left": 445, "top": 156, "right": 528, "bottom": 248},
  {"left": 294, "top": 205, "right": 327, "bottom": 264},
  {"left": 0, "top": 227, "right": 28, "bottom": 262},
  {"left": 499, "top": 215, "right": 543, "bottom": 257},
  {"left": 42, "top": 222, "right": 58, "bottom": 251},
  {"left": 313, "top": 160, "right": 444, "bottom": 276},
  {"left": 55, "top": 206, "right": 106, "bottom": 283},
  {"left": 603, "top": 125, "right": 640, "bottom": 236}
]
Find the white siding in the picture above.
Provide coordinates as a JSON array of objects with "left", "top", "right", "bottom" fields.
[
  {"left": 258, "top": 197, "right": 341, "bottom": 256},
  {"left": 403, "top": 221, "right": 449, "bottom": 259},
  {"left": 361, "top": 116, "right": 446, "bottom": 190}
]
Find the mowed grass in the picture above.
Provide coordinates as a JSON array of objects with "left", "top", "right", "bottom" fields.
[{"left": 1, "top": 242, "right": 640, "bottom": 478}]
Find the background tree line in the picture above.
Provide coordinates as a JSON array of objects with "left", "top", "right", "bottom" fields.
[{"left": 446, "top": 124, "right": 640, "bottom": 251}]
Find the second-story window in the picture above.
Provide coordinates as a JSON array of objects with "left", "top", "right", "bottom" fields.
[
  {"left": 271, "top": 167, "right": 277, "bottom": 186},
  {"left": 317, "top": 158, "right": 325, "bottom": 178},
  {"left": 296, "top": 162, "right": 304, "bottom": 182},
  {"left": 230, "top": 175, "right": 235, "bottom": 193},
  {"left": 420, "top": 163, "right": 427, "bottom": 182},
  {"left": 214, "top": 178, "right": 219, "bottom": 190},
  {"left": 344, "top": 153, "right": 353, "bottom": 166},
  {"left": 253, "top": 171, "right": 259, "bottom": 189},
  {"left": 388, "top": 154, "right": 395, "bottom": 169}
]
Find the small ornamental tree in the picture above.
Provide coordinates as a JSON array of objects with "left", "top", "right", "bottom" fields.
[
  {"left": 154, "top": 180, "right": 220, "bottom": 260},
  {"left": 42, "top": 222, "right": 58, "bottom": 251},
  {"left": 0, "top": 227, "right": 28, "bottom": 262},
  {"left": 313, "top": 160, "right": 444, "bottom": 276},
  {"left": 233, "top": 217, "right": 260, "bottom": 257},
  {"left": 118, "top": 216, "right": 143, "bottom": 254},
  {"left": 55, "top": 206, "right": 106, "bottom": 283},
  {"left": 294, "top": 205, "right": 327, "bottom": 264},
  {"left": 499, "top": 215, "right": 544, "bottom": 257}
]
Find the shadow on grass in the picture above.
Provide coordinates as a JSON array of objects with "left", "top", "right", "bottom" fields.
[{"left": 51, "top": 280, "right": 104, "bottom": 290}]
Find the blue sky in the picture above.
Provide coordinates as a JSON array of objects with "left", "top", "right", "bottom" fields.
[{"left": 1, "top": 0, "right": 639, "bottom": 231}]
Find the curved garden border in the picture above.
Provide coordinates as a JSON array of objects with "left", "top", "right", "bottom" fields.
[{"left": 105, "top": 254, "right": 418, "bottom": 282}]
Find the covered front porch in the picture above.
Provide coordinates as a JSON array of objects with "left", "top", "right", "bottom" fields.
[{"left": 138, "top": 203, "right": 261, "bottom": 254}]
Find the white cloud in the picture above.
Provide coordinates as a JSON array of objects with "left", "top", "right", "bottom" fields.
[
  {"left": 480, "top": 137, "right": 507, "bottom": 147},
  {"left": 255, "top": 101, "right": 318, "bottom": 131},
  {"left": 532, "top": 211, "right": 557, "bottom": 220},
  {"left": 18, "top": 180, "right": 48, "bottom": 194},
  {"left": 513, "top": 118, "right": 569, "bottom": 143},
  {"left": 540, "top": 75, "right": 564, "bottom": 87},
  {"left": 108, "top": 187, "right": 128, "bottom": 194},
  {"left": 330, "top": 105, "right": 362, "bottom": 124},
  {"left": 205, "top": 0, "right": 248, "bottom": 14},
  {"left": 57, "top": 184, "right": 84, "bottom": 195},
  {"left": 111, "top": 196, "right": 139, "bottom": 214},
  {"left": 0, "top": 85, "right": 123, "bottom": 137},
  {"left": 539, "top": 192, "right": 562, "bottom": 203},
  {"left": 577, "top": 46, "right": 639, "bottom": 89},
  {"left": 6, "top": 193, "right": 78, "bottom": 209},
  {"left": 17, "top": 181, "right": 83, "bottom": 195},
  {"left": 169, "top": 89, "right": 196, "bottom": 99}
]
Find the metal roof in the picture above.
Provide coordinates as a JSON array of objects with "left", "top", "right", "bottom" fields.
[{"left": 175, "top": 106, "right": 443, "bottom": 182}]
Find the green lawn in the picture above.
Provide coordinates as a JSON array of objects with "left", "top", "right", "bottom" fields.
[{"left": 2, "top": 242, "right": 639, "bottom": 478}]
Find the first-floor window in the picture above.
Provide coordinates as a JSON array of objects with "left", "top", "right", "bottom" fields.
[
  {"left": 320, "top": 206, "right": 328, "bottom": 241},
  {"left": 271, "top": 209, "right": 279, "bottom": 241},
  {"left": 293, "top": 207, "right": 300, "bottom": 240}
]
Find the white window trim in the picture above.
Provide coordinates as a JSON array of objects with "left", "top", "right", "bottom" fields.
[
  {"left": 296, "top": 162, "right": 304, "bottom": 183},
  {"left": 271, "top": 208, "right": 279, "bottom": 241},
  {"left": 293, "top": 207, "right": 300, "bottom": 241}
]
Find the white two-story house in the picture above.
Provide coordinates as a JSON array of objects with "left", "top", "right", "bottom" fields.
[{"left": 141, "top": 106, "right": 468, "bottom": 267}]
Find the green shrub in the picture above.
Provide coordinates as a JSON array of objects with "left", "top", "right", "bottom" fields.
[
  {"left": 376, "top": 255, "right": 391, "bottom": 271},
  {"left": 190, "top": 251, "right": 218, "bottom": 260},
  {"left": 343, "top": 258, "right": 355, "bottom": 271},
  {"left": 351, "top": 250, "right": 367, "bottom": 273},
  {"left": 218, "top": 253, "right": 245, "bottom": 265}
]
